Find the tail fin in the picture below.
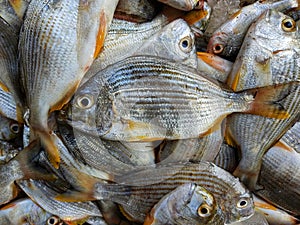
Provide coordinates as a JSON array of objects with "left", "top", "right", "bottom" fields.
[
  {"left": 15, "top": 141, "right": 57, "bottom": 181},
  {"left": 242, "top": 82, "right": 300, "bottom": 119},
  {"left": 35, "top": 130, "right": 60, "bottom": 169}
]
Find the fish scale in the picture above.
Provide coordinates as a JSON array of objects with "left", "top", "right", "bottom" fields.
[{"left": 85, "top": 162, "right": 254, "bottom": 224}]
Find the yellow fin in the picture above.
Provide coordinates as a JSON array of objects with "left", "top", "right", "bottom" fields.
[
  {"left": 199, "top": 115, "right": 225, "bottom": 137},
  {"left": 243, "top": 82, "right": 300, "bottom": 119},
  {"left": 93, "top": 10, "right": 107, "bottom": 59},
  {"left": 0, "top": 82, "right": 9, "bottom": 92},
  {"left": 274, "top": 140, "right": 293, "bottom": 152},
  {"left": 183, "top": 9, "right": 208, "bottom": 25}
]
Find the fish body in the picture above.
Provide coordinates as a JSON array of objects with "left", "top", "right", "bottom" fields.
[
  {"left": 0, "top": 198, "right": 58, "bottom": 225},
  {"left": 280, "top": 122, "right": 300, "bottom": 153},
  {"left": 228, "top": 211, "right": 268, "bottom": 225},
  {"left": 254, "top": 195, "right": 300, "bottom": 225},
  {"left": 58, "top": 162, "right": 254, "bottom": 224},
  {"left": 81, "top": 14, "right": 169, "bottom": 84},
  {"left": 67, "top": 55, "right": 294, "bottom": 142},
  {"left": 158, "top": 0, "right": 202, "bottom": 11},
  {"left": 18, "top": 179, "right": 102, "bottom": 222},
  {"left": 225, "top": 10, "right": 300, "bottom": 190},
  {"left": 256, "top": 141, "right": 300, "bottom": 215},
  {"left": 144, "top": 183, "right": 225, "bottom": 225},
  {"left": 0, "top": 17, "right": 23, "bottom": 120},
  {"left": 19, "top": 0, "right": 119, "bottom": 167},
  {"left": 213, "top": 142, "right": 239, "bottom": 173},
  {"left": 207, "top": 0, "right": 298, "bottom": 58}
]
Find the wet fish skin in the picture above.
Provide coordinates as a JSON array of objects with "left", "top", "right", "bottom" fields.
[
  {"left": 56, "top": 162, "right": 254, "bottom": 224},
  {"left": 280, "top": 122, "right": 300, "bottom": 153},
  {"left": 228, "top": 211, "right": 268, "bottom": 225},
  {"left": 158, "top": 0, "right": 202, "bottom": 11},
  {"left": 133, "top": 18, "right": 198, "bottom": 69},
  {"left": 207, "top": 0, "right": 298, "bottom": 58},
  {"left": 81, "top": 14, "right": 169, "bottom": 84},
  {"left": 67, "top": 55, "right": 294, "bottom": 142},
  {"left": 0, "top": 141, "right": 56, "bottom": 205},
  {"left": 254, "top": 195, "right": 300, "bottom": 225},
  {"left": 0, "top": 86, "right": 19, "bottom": 121},
  {"left": 19, "top": 0, "right": 119, "bottom": 168},
  {"left": 144, "top": 183, "right": 225, "bottom": 225},
  {"left": 255, "top": 141, "right": 300, "bottom": 215},
  {"left": 18, "top": 179, "right": 102, "bottom": 222},
  {"left": 0, "top": 17, "right": 23, "bottom": 121},
  {"left": 225, "top": 10, "right": 300, "bottom": 190},
  {"left": 0, "top": 115, "right": 22, "bottom": 142},
  {"left": 0, "top": 198, "right": 60, "bottom": 225}
]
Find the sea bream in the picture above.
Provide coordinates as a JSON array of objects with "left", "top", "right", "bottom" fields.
[
  {"left": 65, "top": 55, "right": 296, "bottom": 143},
  {"left": 19, "top": 0, "right": 119, "bottom": 168}
]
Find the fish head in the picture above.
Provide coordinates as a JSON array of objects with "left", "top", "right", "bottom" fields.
[
  {"left": 137, "top": 18, "right": 197, "bottom": 67},
  {"left": 62, "top": 76, "right": 113, "bottom": 137},
  {"left": 0, "top": 116, "right": 23, "bottom": 141},
  {"left": 223, "top": 189, "right": 254, "bottom": 224},
  {"left": 172, "top": 183, "right": 224, "bottom": 224},
  {"left": 206, "top": 32, "right": 231, "bottom": 57}
]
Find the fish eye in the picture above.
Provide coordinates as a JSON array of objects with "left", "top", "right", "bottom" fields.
[
  {"left": 237, "top": 198, "right": 249, "bottom": 208},
  {"left": 47, "top": 216, "right": 60, "bottom": 225},
  {"left": 281, "top": 18, "right": 296, "bottom": 32},
  {"left": 9, "top": 123, "right": 20, "bottom": 134},
  {"left": 197, "top": 204, "right": 212, "bottom": 217},
  {"left": 179, "top": 36, "right": 193, "bottom": 53},
  {"left": 76, "top": 94, "right": 94, "bottom": 109},
  {"left": 213, "top": 44, "right": 224, "bottom": 54}
]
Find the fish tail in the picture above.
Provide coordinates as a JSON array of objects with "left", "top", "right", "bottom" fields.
[
  {"left": 35, "top": 129, "right": 61, "bottom": 169},
  {"left": 243, "top": 82, "right": 300, "bottom": 119},
  {"left": 16, "top": 141, "right": 57, "bottom": 181}
]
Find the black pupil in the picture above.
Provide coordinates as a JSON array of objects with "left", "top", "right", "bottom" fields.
[
  {"left": 214, "top": 45, "right": 222, "bottom": 51},
  {"left": 201, "top": 207, "right": 208, "bottom": 214},
  {"left": 11, "top": 124, "right": 19, "bottom": 132},
  {"left": 284, "top": 21, "right": 293, "bottom": 28},
  {"left": 240, "top": 200, "right": 247, "bottom": 206},
  {"left": 49, "top": 218, "right": 55, "bottom": 224},
  {"left": 81, "top": 98, "right": 89, "bottom": 107},
  {"left": 181, "top": 40, "right": 189, "bottom": 48}
]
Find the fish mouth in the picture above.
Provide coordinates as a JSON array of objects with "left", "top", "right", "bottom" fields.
[{"left": 63, "top": 118, "right": 100, "bottom": 137}]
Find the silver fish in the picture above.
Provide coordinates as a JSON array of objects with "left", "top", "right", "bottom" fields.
[
  {"left": 67, "top": 55, "right": 295, "bottom": 142},
  {"left": 228, "top": 211, "right": 268, "bottom": 225},
  {"left": 19, "top": 0, "right": 119, "bottom": 168},
  {"left": 207, "top": 0, "right": 298, "bottom": 58},
  {"left": 225, "top": 10, "right": 300, "bottom": 190},
  {"left": 81, "top": 14, "right": 169, "bottom": 84},
  {"left": 18, "top": 179, "right": 102, "bottom": 223},
  {"left": 143, "top": 183, "right": 225, "bottom": 225},
  {"left": 56, "top": 162, "right": 254, "bottom": 224},
  {"left": 0, "top": 198, "right": 62, "bottom": 225},
  {"left": 158, "top": 0, "right": 202, "bottom": 11},
  {"left": 254, "top": 195, "right": 300, "bottom": 225}
]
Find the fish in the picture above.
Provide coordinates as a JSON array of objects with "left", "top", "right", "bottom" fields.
[
  {"left": 196, "top": 52, "right": 233, "bottom": 83},
  {"left": 254, "top": 195, "right": 300, "bottom": 225},
  {"left": 133, "top": 18, "right": 198, "bottom": 69},
  {"left": 18, "top": 179, "right": 103, "bottom": 223},
  {"left": 114, "top": 0, "right": 160, "bottom": 23},
  {"left": 228, "top": 211, "right": 268, "bottom": 225},
  {"left": 225, "top": 10, "right": 300, "bottom": 190},
  {"left": 66, "top": 55, "right": 295, "bottom": 142},
  {"left": 143, "top": 183, "right": 225, "bottom": 225},
  {"left": 255, "top": 140, "right": 300, "bottom": 215},
  {"left": 81, "top": 14, "right": 169, "bottom": 84},
  {"left": 213, "top": 141, "right": 239, "bottom": 173},
  {"left": 0, "top": 115, "right": 22, "bottom": 142},
  {"left": 0, "top": 140, "right": 21, "bottom": 164},
  {"left": 0, "top": 198, "right": 63, "bottom": 225},
  {"left": 56, "top": 162, "right": 254, "bottom": 224},
  {"left": 19, "top": 0, "right": 119, "bottom": 168},
  {"left": 158, "top": 0, "right": 203, "bottom": 11},
  {"left": 0, "top": 85, "right": 19, "bottom": 122},
  {"left": 280, "top": 122, "right": 300, "bottom": 153},
  {"left": 0, "top": 141, "right": 56, "bottom": 205},
  {"left": 157, "top": 120, "right": 225, "bottom": 164},
  {"left": 0, "top": 16, "right": 23, "bottom": 122},
  {"left": 207, "top": 0, "right": 298, "bottom": 59},
  {"left": 0, "top": 0, "right": 28, "bottom": 32}
]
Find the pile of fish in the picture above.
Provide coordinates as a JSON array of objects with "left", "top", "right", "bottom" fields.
[{"left": 0, "top": 0, "right": 300, "bottom": 224}]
